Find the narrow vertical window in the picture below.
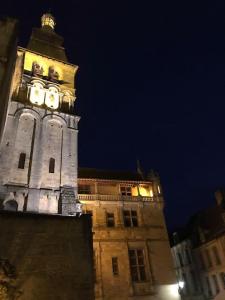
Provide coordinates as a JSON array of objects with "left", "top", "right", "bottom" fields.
[
  {"left": 112, "top": 257, "right": 119, "bottom": 276},
  {"left": 49, "top": 158, "right": 55, "bottom": 173},
  {"left": 129, "top": 249, "right": 146, "bottom": 282},
  {"left": 106, "top": 213, "right": 115, "bottom": 227},
  {"left": 18, "top": 153, "right": 26, "bottom": 169}
]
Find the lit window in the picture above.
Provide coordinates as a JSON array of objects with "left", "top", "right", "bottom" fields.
[
  {"left": 120, "top": 186, "right": 132, "bottom": 196},
  {"left": 212, "top": 246, "right": 221, "bottom": 265},
  {"left": 123, "top": 210, "right": 138, "bottom": 227},
  {"left": 78, "top": 185, "right": 91, "bottom": 194},
  {"left": 49, "top": 158, "right": 55, "bottom": 173},
  {"left": 106, "top": 213, "right": 115, "bottom": 227},
  {"left": 112, "top": 257, "right": 119, "bottom": 276},
  {"left": 129, "top": 249, "right": 146, "bottom": 282},
  {"left": 18, "top": 153, "right": 26, "bottom": 169}
]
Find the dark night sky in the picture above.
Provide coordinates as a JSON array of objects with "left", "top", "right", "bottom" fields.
[{"left": 1, "top": 0, "right": 225, "bottom": 231}]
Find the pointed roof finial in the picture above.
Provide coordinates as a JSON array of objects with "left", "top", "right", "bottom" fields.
[{"left": 41, "top": 13, "right": 56, "bottom": 30}]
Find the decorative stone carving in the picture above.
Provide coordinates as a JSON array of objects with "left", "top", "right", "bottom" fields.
[
  {"left": 48, "top": 66, "right": 59, "bottom": 82},
  {"left": 32, "top": 61, "right": 44, "bottom": 77}
]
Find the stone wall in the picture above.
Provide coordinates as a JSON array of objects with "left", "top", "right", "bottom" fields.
[{"left": 0, "top": 211, "right": 94, "bottom": 300}]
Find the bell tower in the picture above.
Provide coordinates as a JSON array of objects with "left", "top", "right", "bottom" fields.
[{"left": 0, "top": 14, "right": 82, "bottom": 216}]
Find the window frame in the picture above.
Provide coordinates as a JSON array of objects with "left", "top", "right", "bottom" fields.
[
  {"left": 120, "top": 186, "right": 132, "bottom": 196},
  {"left": 123, "top": 210, "right": 138, "bottom": 227},
  {"left": 112, "top": 257, "right": 119, "bottom": 276},
  {"left": 128, "top": 249, "right": 146, "bottom": 282},
  {"left": 106, "top": 212, "right": 115, "bottom": 227},
  {"left": 49, "top": 157, "right": 55, "bottom": 173},
  {"left": 18, "top": 153, "right": 26, "bottom": 169}
]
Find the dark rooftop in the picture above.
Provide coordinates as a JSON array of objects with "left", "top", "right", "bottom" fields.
[
  {"left": 78, "top": 168, "right": 148, "bottom": 181},
  {"left": 171, "top": 204, "right": 225, "bottom": 247}
]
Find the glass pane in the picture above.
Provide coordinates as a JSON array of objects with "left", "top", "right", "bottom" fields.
[
  {"left": 130, "top": 257, "right": 136, "bottom": 265},
  {"left": 124, "top": 210, "right": 130, "bottom": 216},
  {"left": 132, "top": 218, "right": 138, "bottom": 227},
  {"left": 131, "top": 267, "right": 138, "bottom": 281},
  {"left": 139, "top": 266, "right": 146, "bottom": 281}
]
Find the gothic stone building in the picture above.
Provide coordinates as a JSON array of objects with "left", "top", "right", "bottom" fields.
[{"left": 0, "top": 13, "right": 81, "bottom": 216}]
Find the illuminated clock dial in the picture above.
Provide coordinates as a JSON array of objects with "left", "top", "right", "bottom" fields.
[
  {"left": 45, "top": 87, "right": 59, "bottom": 109},
  {"left": 30, "top": 83, "right": 45, "bottom": 105}
]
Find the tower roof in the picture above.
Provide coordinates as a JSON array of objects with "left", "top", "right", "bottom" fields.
[{"left": 27, "top": 13, "right": 68, "bottom": 62}]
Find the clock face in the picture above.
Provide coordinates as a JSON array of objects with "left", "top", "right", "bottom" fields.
[
  {"left": 30, "top": 84, "right": 45, "bottom": 105},
  {"left": 45, "top": 88, "right": 59, "bottom": 109}
]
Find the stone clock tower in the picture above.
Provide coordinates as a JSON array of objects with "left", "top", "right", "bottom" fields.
[{"left": 0, "top": 14, "right": 82, "bottom": 216}]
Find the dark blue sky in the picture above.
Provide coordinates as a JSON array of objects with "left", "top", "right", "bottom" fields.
[{"left": 1, "top": 0, "right": 225, "bottom": 230}]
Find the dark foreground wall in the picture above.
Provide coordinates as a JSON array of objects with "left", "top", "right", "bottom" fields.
[{"left": 0, "top": 211, "right": 94, "bottom": 300}]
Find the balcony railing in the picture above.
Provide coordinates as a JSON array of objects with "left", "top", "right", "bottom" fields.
[{"left": 78, "top": 194, "right": 155, "bottom": 202}]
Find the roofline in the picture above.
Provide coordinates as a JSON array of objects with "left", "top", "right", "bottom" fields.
[{"left": 78, "top": 177, "right": 152, "bottom": 184}]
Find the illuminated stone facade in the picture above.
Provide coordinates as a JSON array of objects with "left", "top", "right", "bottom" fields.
[
  {"left": 0, "top": 14, "right": 81, "bottom": 215},
  {"left": 78, "top": 168, "right": 179, "bottom": 300}
]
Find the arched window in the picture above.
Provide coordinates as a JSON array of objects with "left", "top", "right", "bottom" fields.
[
  {"left": 49, "top": 158, "right": 55, "bottom": 173},
  {"left": 18, "top": 153, "right": 26, "bottom": 169}
]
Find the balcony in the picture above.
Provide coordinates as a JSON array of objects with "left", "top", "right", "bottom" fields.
[{"left": 78, "top": 194, "right": 155, "bottom": 202}]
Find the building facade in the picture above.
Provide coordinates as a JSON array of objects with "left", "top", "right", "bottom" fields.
[
  {"left": 78, "top": 168, "right": 180, "bottom": 300},
  {"left": 0, "top": 13, "right": 180, "bottom": 300},
  {"left": 171, "top": 189, "right": 225, "bottom": 300},
  {"left": 0, "top": 13, "right": 81, "bottom": 216}
]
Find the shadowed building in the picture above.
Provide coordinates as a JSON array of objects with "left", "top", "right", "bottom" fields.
[
  {"left": 171, "top": 189, "right": 225, "bottom": 300},
  {"left": 78, "top": 168, "right": 180, "bottom": 300}
]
